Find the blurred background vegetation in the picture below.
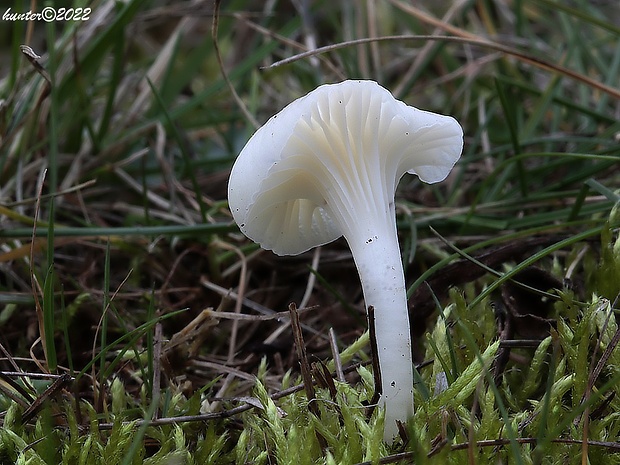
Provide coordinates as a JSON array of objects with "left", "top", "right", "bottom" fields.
[{"left": 0, "top": 0, "right": 619, "bottom": 463}]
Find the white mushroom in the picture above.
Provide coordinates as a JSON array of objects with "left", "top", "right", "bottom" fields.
[{"left": 228, "top": 80, "right": 463, "bottom": 441}]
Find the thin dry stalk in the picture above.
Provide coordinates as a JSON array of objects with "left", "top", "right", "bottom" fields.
[
  {"left": 299, "top": 246, "right": 321, "bottom": 309},
  {"left": 28, "top": 168, "right": 48, "bottom": 372},
  {"left": 366, "top": 305, "right": 381, "bottom": 413},
  {"left": 212, "top": 0, "right": 258, "bottom": 129},
  {"left": 90, "top": 268, "right": 133, "bottom": 410},
  {"left": 289, "top": 302, "right": 328, "bottom": 449},
  {"left": 329, "top": 327, "right": 345, "bottom": 383},
  {"left": 289, "top": 302, "right": 317, "bottom": 413},
  {"left": 152, "top": 322, "right": 163, "bottom": 419},
  {"left": 268, "top": 34, "right": 620, "bottom": 100}
]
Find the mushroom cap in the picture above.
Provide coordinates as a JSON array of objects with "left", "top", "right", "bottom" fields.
[{"left": 228, "top": 80, "right": 463, "bottom": 255}]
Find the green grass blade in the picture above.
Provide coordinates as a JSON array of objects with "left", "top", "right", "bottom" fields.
[{"left": 42, "top": 264, "right": 57, "bottom": 372}]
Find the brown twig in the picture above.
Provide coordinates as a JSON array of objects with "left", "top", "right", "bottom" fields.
[
  {"left": 21, "top": 373, "right": 73, "bottom": 423},
  {"left": 367, "top": 305, "right": 381, "bottom": 414},
  {"left": 152, "top": 322, "right": 163, "bottom": 420},
  {"left": 288, "top": 302, "right": 328, "bottom": 449},
  {"left": 288, "top": 303, "right": 318, "bottom": 413},
  {"left": 352, "top": 437, "right": 620, "bottom": 465}
]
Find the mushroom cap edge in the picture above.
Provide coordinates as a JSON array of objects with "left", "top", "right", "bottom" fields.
[{"left": 227, "top": 80, "right": 463, "bottom": 256}]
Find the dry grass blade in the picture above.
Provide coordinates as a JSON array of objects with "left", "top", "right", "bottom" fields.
[
  {"left": 206, "top": 307, "right": 316, "bottom": 322},
  {"left": 267, "top": 34, "right": 620, "bottom": 100},
  {"left": 4, "top": 179, "right": 97, "bottom": 208},
  {"left": 212, "top": 0, "right": 258, "bottom": 129},
  {"left": 151, "top": 322, "right": 163, "bottom": 419},
  {"left": 211, "top": 240, "right": 247, "bottom": 363},
  {"left": 28, "top": 169, "right": 48, "bottom": 372},
  {"left": 21, "top": 373, "right": 73, "bottom": 423},
  {"left": 289, "top": 302, "right": 317, "bottom": 413},
  {"left": 233, "top": 12, "right": 345, "bottom": 79},
  {"left": 19, "top": 45, "right": 51, "bottom": 85},
  {"left": 201, "top": 279, "right": 325, "bottom": 337},
  {"left": 161, "top": 308, "right": 218, "bottom": 362},
  {"left": 0, "top": 372, "right": 32, "bottom": 408},
  {"left": 289, "top": 302, "right": 328, "bottom": 449},
  {"left": 390, "top": 0, "right": 620, "bottom": 101},
  {"left": 329, "top": 327, "right": 345, "bottom": 383},
  {"left": 90, "top": 269, "right": 133, "bottom": 408}
]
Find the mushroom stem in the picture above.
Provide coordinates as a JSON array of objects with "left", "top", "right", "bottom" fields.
[{"left": 343, "top": 208, "right": 414, "bottom": 441}]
